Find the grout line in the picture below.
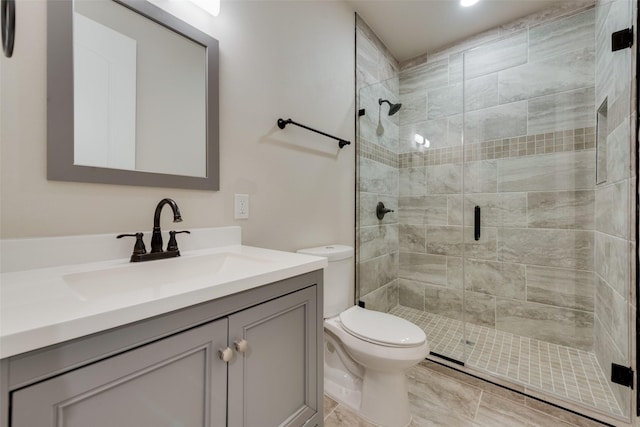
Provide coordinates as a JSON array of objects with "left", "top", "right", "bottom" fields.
[
  {"left": 577, "top": 349, "right": 598, "bottom": 406},
  {"left": 324, "top": 402, "right": 339, "bottom": 420},
  {"left": 556, "top": 344, "right": 568, "bottom": 398},
  {"left": 472, "top": 389, "right": 483, "bottom": 421}
]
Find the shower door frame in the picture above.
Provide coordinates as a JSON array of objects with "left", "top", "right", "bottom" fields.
[{"left": 634, "top": 0, "right": 639, "bottom": 416}]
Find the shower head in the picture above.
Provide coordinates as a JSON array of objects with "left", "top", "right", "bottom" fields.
[{"left": 378, "top": 98, "right": 402, "bottom": 116}]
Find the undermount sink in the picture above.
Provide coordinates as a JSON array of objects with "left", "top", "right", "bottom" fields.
[{"left": 63, "top": 252, "right": 275, "bottom": 300}]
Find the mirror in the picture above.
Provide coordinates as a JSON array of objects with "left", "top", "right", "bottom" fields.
[{"left": 47, "top": 0, "right": 219, "bottom": 190}]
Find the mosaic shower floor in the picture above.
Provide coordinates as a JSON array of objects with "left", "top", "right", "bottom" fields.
[{"left": 389, "top": 305, "right": 623, "bottom": 417}]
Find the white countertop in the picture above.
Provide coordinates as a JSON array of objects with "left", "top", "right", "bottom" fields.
[{"left": 0, "top": 228, "right": 327, "bottom": 359}]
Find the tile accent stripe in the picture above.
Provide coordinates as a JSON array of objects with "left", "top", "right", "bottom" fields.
[
  {"left": 359, "top": 138, "right": 399, "bottom": 168},
  {"left": 397, "top": 127, "right": 596, "bottom": 168},
  {"left": 390, "top": 305, "right": 622, "bottom": 416}
]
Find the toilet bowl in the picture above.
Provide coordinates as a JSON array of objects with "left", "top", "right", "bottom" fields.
[
  {"left": 325, "top": 306, "right": 429, "bottom": 426},
  {"left": 297, "top": 245, "right": 430, "bottom": 427}
]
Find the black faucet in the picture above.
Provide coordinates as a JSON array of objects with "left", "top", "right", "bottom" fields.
[
  {"left": 150, "top": 198, "right": 182, "bottom": 253},
  {"left": 117, "top": 198, "right": 190, "bottom": 262}
]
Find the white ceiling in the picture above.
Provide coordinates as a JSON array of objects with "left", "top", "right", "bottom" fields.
[{"left": 346, "top": 0, "right": 565, "bottom": 62}]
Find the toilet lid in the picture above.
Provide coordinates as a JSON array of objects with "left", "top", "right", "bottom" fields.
[{"left": 339, "top": 306, "right": 426, "bottom": 347}]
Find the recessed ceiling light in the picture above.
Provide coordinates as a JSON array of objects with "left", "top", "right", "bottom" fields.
[{"left": 461, "top": 0, "right": 480, "bottom": 7}]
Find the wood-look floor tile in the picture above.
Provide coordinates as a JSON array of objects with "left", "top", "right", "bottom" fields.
[
  {"left": 323, "top": 405, "right": 378, "bottom": 427},
  {"left": 418, "top": 360, "right": 526, "bottom": 405},
  {"left": 523, "top": 398, "right": 605, "bottom": 427},
  {"left": 474, "top": 391, "right": 576, "bottom": 427},
  {"left": 409, "top": 393, "right": 481, "bottom": 427},
  {"left": 324, "top": 395, "right": 339, "bottom": 419},
  {"left": 407, "top": 365, "right": 483, "bottom": 419}
]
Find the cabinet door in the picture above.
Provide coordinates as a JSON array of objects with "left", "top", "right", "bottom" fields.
[
  {"left": 228, "top": 286, "right": 318, "bottom": 427},
  {"left": 11, "top": 318, "right": 228, "bottom": 427}
]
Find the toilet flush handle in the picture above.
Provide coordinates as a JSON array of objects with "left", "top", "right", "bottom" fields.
[{"left": 234, "top": 339, "right": 249, "bottom": 353}]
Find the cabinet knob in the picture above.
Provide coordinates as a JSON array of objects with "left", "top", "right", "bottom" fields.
[
  {"left": 234, "top": 339, "right": 249, "bottom": 353},
  {"left": 218, "top": 347, "right": 233, "bottom": 362}
]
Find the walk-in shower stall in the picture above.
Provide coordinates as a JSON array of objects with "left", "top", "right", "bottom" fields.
[{"left": 355, "top": 0, "right": 636, "bottom": 423}]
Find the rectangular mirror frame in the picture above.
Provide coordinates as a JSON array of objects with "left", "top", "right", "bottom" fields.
[{"left": 47, "top": 0, "right": 219, "bottom": 191}]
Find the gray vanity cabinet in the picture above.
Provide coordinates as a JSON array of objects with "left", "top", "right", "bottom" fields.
[
  {"left": 11, "top": 319, "right": 229, "bottom": 427},
  {"left": 2, "top": 271, "right": 323, "bottom": 427}
]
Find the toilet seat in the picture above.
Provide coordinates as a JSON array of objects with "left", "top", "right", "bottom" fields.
[{"left": 339, "top": 306, "right": 425, "bottom": 347}]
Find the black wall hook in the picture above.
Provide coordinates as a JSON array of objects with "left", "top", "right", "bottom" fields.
[
  {"left": 277, "top": 118, "right": 350, "bottom": 149},
  {"left": 2, "top": 0, "right": 15, "bottom": 58}
]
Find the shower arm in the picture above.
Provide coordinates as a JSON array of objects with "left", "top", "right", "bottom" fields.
[{"left": 277, "top": 118, "right": 351, "bottom": 149}]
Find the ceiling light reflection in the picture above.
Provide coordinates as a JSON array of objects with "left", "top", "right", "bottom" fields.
[
  {"left": 461, "top": 0, "right": 480, "bottom": 7},
  {"left": 414, "top": 134, "right": 430, "bottom": 147}
]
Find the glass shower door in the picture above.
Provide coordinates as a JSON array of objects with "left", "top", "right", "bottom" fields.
[
  {"left": 394, "top": 61, "right": 467, "bottom": 364},
  {"left": 356, "top": 69, "right": 468, "bottom": 364},
  {"left": 461, "top": 0, "right": 633, "bottom": 418}
]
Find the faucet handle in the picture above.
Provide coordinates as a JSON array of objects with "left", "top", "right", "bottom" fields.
[
  {"left": 167, "top": 230, "right": 190, "bottom": 252},
  {"left": 116, "top": 232, "right": 147, "bottom": 255}
]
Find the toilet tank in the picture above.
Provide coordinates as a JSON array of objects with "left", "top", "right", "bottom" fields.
[{"left": 297, "top": 245, "right": 354, "bottom": 318}]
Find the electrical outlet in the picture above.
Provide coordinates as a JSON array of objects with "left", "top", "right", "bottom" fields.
[{"left": 234, "top": 194, "right": 249, "bottom": 219}]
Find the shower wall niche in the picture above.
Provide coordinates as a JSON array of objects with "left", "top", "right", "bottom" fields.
[{"left": 355, "top": 0, "right": 635, "bottom": 421}]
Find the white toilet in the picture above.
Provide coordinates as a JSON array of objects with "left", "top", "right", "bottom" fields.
[{"left": 297, "top": 245, "right": 429, "bottom": 427}]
